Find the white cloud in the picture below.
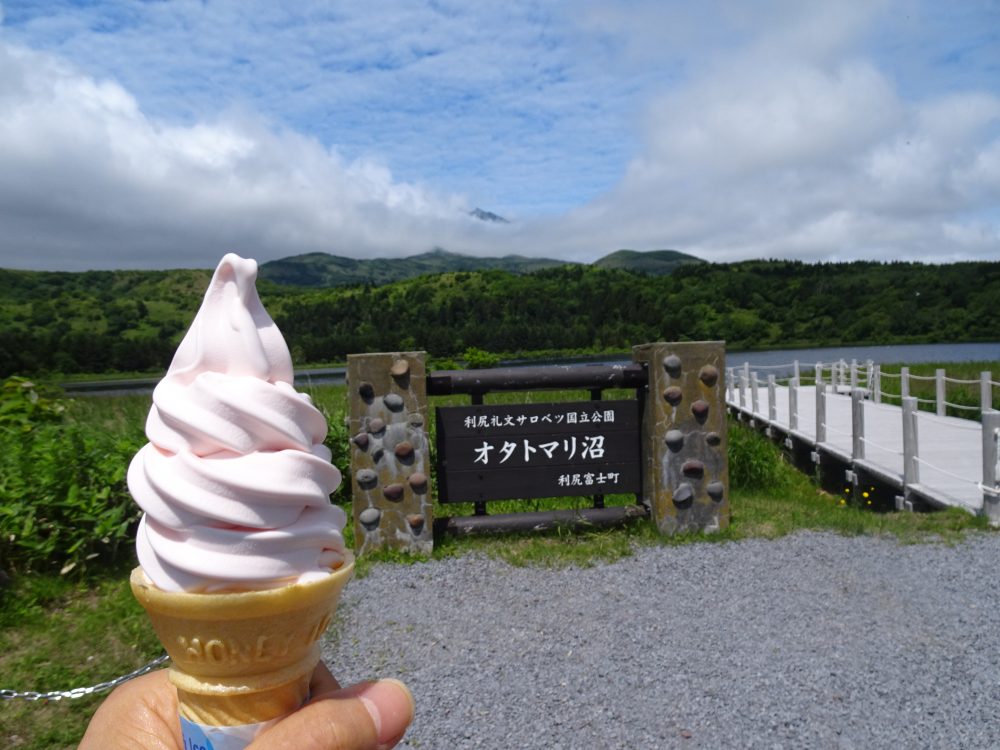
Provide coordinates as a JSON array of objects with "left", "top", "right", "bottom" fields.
[
  {"left": 553, "top": 12, "right": 1000, "bottom": 265},
  {"left": 640, "top": 59, "right": 901, "bottom": 179},
  {"left": 0, "top": 41, "right": 477, "bottom": 270},
  {"left": 0, "top": 0, "right": 997, "bottom": 270}
]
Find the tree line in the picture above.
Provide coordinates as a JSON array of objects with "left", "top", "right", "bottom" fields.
[{"left": 1, "top": 259, "right": 997, "bottom": 377}]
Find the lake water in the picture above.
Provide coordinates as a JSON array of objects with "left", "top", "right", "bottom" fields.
[
  {"left": 726, "top": 341, "right": 1000, "bottom": 375},
  {"left": 304, "top": 342, "right": 1000, "bottom": 387},
  {"left": 66, "top": 341, "right": 1000, "bottom": 395}
]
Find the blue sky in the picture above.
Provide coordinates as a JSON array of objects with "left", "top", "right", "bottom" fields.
[{"left": 0, "top": 0, "right": 997, "bottom": 270}]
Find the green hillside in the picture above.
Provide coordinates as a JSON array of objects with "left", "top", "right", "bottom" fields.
[
  {"left": 1, "top": 258, "right": 997, "bottom": 378},
  {"left": 259, "top": 248, "right": 572, "bottom": 287},
  {"left": 593, "top": 249, "right": 704, "bottom": 275}
]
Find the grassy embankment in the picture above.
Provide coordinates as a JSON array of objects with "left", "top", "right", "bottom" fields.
[{"left": 2, "top": 376, "right": 995, "bottom": 749}]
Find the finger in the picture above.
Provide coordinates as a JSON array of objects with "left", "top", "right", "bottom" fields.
[
  {"left": 310, "top": 661, "right": 341, "bottom": 695},
  {"left": 251, "top": 679, "right": 414, "bottom": 750},
  {"left": 79, "top": 670, "right": 182, "bottom": 750}
]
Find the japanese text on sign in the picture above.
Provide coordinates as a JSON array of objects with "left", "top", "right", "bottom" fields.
[
  {"left": 473, "top": 435, "right": 606, "bottom": 465},
  {"left": 462, "top": 409, "right": 616, "bottom": 430},
  {"left": 558, "top": 471, "right": 621, "bottom": 487}
]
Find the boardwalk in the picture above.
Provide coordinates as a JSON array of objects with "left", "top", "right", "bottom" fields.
[{"left": 725, "top": 362, "right": 1000, "bottom": 518}]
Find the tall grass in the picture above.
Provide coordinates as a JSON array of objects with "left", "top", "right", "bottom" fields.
[
  {"left": 872, "top": 361, "right": 998, "bottom": 419},
  {"left": 0, "top": 382, "right": 146, "bottom": 576}
]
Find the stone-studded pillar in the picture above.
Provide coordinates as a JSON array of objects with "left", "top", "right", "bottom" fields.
[
  {"left": 348, "top": 352, "right": 432, "bottom": 555},
  {"left": 632, "top": 341, "right": 729, "bottom": 535}
]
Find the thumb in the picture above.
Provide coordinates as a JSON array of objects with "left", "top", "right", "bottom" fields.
[{"left": 249, "top": 679, "right": 414, "bottom": 750}]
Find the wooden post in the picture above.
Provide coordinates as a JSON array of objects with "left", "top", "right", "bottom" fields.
[
  {"left": 815, "top": 362, "right": 823, "bottom": 388},
  {"left": 768, "top": 374, "right": 777, "bottom": 422},
  {"left": 839, "top": 359, "right": 847, "bottom": 390},
  {"left": 816, "top": 382, "right": 827, "bottom": 444},
  {"left": 851, "top": 389, "right": 865, "bottom": 460},
  {"left": 936, "top": 368, "right": 946, "bottom": 417},
  {"left": 902, "top": 396, "right": 919, "bottom": 489},
  {"left": 901, "top": 367, "right": 910, "bottom": 399},
  {"left": 982, "top": 410, "right": 1000, "bottom": 526},
  {"left": 727, "top": 368, "right": 735, "bottom": 403},
  {"left": 793, "top": 360, "right": 801, "bottom": 382},
  {"left": 982, "top": 372, "right": 992, "bottom": 413},
  {"left": 738, "top": 368, "right": 747, "bottom": 408},
  {"left": 850, "top": 359, "right": 858, "bottom": 390},
  {"left": 348, "top": 351, "right": 432, "bottom": 556},
  {"left": 633, "top": 341, "right": 729, "bottom": 536},
  {"left": 751, "top": 372, "right": 759, "bottom": 417},
  {"left": 872, "top": 364, "right": 882, "bottom": 404},
  {"left": 789, "top": 377, "right": 799, "bottom": 431}
]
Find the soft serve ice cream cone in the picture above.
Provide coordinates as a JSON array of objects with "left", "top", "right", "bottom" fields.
[{"left": 127, "top": 253, "right": 352, "bottom": 748}]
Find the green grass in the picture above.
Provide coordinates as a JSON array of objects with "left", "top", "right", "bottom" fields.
[
  {"left": 874, "top": 360, "right": 998, "bottom": 418},
  {"left": 0, "top": 562, "right": 162, "bottom": 750},
  {"left": 2, "top": 386, "right": 993, "bottom": 749}
]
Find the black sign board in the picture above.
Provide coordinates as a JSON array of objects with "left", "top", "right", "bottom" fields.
[{"left": 435, "top": 400, "right": 642, "bottom": 503}]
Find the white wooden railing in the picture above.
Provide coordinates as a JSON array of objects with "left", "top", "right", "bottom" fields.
[{"left": 725, "top": 359, "right": 1000, "bottom": 522}]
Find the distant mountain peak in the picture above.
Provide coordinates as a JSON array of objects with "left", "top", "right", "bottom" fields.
[
  {"left": 257, "top": 247, "right": 703, "bottom": 288},
  {"left": 469, "top": 207, "right": 510, "bottom": 224}
]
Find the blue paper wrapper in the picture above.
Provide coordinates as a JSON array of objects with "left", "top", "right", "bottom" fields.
[{"left": 180, "top": 715, "right": 279, "bottom": 750}]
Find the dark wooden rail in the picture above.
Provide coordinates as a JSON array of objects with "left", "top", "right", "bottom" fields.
[{"left": 427, "top": 363, "right": 647, "bottom": 395}]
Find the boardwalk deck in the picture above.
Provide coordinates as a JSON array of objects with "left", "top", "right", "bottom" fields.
[{"left": 727, "top": 383, "right": 993, "bottom": 512}]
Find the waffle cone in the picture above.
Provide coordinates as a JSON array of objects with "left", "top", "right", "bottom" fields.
[{"left": 130, "top": 553, "right": 354, "bottom": 727}]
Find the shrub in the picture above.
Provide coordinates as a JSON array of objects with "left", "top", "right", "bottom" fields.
[
  {"left": 727, "top": 419, "right": 793, "bottom": 492},
  {"left": 461, "top": 346, "right": 502, "bottom": 369},
  {"left": 318, "top": 398, "right": 352, "bottom": 506},
  {"left": 0, "top": 376, "right": 66, "bottom": 430},
  {"left": 0, "top": 378, "right": 142, "bottom": 575}
]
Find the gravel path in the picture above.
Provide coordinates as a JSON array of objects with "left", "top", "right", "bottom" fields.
[{"left": 321, "top": 532, "right": 1000, "bottom": 749}]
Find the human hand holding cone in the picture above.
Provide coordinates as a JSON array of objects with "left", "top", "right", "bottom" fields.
[
  {"left": 131, "top": 555, "right": 353, "bottom": 729},
  {"left": 126, "top": 255, "right": 352, "bottom": 748}
]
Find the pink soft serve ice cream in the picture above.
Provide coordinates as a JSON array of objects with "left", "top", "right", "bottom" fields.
[{"left": 128, "top": 253, "right": 347, "bottom": 592}]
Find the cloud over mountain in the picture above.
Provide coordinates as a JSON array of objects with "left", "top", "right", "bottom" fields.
[{"left": 0, "top": 0, "right": 996, "bottom": 269}]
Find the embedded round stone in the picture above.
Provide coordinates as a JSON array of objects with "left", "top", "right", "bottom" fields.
[
  {"left": 390, "top": 359, "right": 410, "bottom": 378},
  {"left": 383, "top": 483, "right": 405, "bottom": 501},
  {"left": 682, "top": 460, "right": 705, "bottom": 478},
  {"left": 406, "top": 513, "right": 425, "bottom": 532},
  {"left": 394, "top": 440, "right": 414, "bottom": 459},
  {"left": 356, "top": 469, "right": 378, "bottom": 487},
  {"left": 699, "top": 365, "right": 719, "bottom": 387},
  {"left": 663, "top": 354, "right": 682, "bottom": 377},
  {"left": 707, "top": 481, "right": 725, "bottom": 502},
  {"left": 358, "top": 382, "right": 375, "bottom": 400},
  {"left": 384, "top": 393, "right": 405, "bottom": 411},
  {"left": 359, "top": 507, "right": 381, "bottom": 530},
  {"left": 352, "top": 432, "right": 370, "bottom": 449},
  {"left": 408, "top": 472, "right": 428, "bottom": 490},
  {"left": 672, "top": 482, "right": 694, "bottom": 508},
  {"left": 408, "top": 412, "right": 425, "bottom": 427},
  {"left": 367, "top": 417, "right": 386, "bottom": 433},
  {"left": 665, "top": 430, "right": 685, "bottom": 452},
  {"left": 663, "top": 386, "right": 683, "bottom": 406},
  {"left": 691, "top": 400, "right": 710, "bottom": 423},
  {"left": 705, "top": 432, "right": 722, "bottom": 447}
]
